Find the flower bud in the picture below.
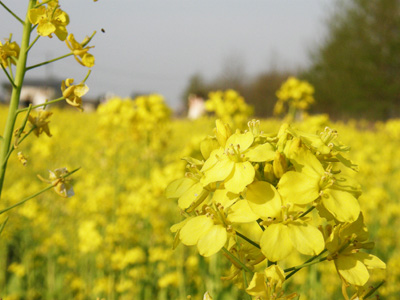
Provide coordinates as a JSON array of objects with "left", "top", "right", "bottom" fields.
[{"left": 273, "top": 152, "right": 287, "bottom": 179}]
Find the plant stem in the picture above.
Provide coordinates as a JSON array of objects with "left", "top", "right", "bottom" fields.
[
  {"left": 0, "top": 0, "right": 36, "bottom": 199},
  {"left": 26, "top": 53, "right": 73, "bottom": 71},
  {"left": 17, "top": 97, "right": 65, "bottom": 113},
  {"left": 0, "top": 1, "right": 24, "bottom": 24},
  {"left": 284, "top": 249, "right": 328, "bottom": 280},
  {"left": 0, "top": 167, "right": 80, "bottom": 215},
  {"left": 1, "top": 64, "right": 16, "bottom": 88},
  {"left": 221, "top": 247, "right": 252, "bottom": 273},
  {"left": 236, "top": 231, "right": 261, "bottom": 249},
  {"left": 364, "top": 280, "right": 385, "bottom": 299}
]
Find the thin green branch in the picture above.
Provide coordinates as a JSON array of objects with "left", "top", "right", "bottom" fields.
[
  {"left": 0, "top": 1, "right": 24, "bottom": 24},
  {"left": 298, "top": 205, "right": 316, "bottom": 218},
  {"left": 0, "top": 185, "right": 53, "bottom": 215},
  {"left": 285, "top": 254, "right": 328, "bottom": 280},
  {"left": 34, "top": 0, "right": 52, "bottom": 8},
  {"left": 26, "top": 53, "right": 73, "bottom": 71},
  {"left": 17, "top": 96, "right": 65, "bottom": 114},
  {"left": 364, "top": 280, "right": 385, "bottom": 299},
  {"left": 1, "top": 64, "right": 16, "bottom": 88},
  {"left": 27, "top": 35, "right": 40, "bottom": 52},
  {"left": 236, "top": 231, "right": 261, "bottom": 249},
  {"left": 0, "top": 167, "right": 80, "bottom": 215},
  {"left": 0, "top": 216, "right": 9, "bottom": 235},
  {"left": 221, "top": 247, "right": 252, "bottom": 273}
]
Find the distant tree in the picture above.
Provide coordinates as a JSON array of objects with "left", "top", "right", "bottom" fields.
[
  {"left": 245, "top": 71, "right": 291, "bottom": 117},
  {"left": 305, "top": 0, "right": 400, "bottom": 119}
]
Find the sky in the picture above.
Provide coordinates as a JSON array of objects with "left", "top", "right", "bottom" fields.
[{"left": 1, "top": 0, "right": 335, "bottom": 110}]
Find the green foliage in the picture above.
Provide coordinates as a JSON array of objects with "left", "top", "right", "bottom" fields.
[{"left": 305, "top": 0, "right": 400, "bottom": 120}]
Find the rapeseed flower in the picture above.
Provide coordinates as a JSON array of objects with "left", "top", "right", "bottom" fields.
[
  {"left": 61, "top": 78, "right": 89, "bottom": 111},
  {"left": 65, "top": 33, "right": 95, "bottom": 67},
  {"left": 28, "top": 110, "right": 53, "bottom": 137},
  {"left": 0, "top": 39, "right": 19, "bottom": 68},
  {"left": 28, "top": 1, "right": 69, "bottom": 40}
]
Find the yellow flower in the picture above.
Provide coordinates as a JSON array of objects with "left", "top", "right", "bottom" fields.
[
  {"left": 28, "top": 110, "right": 53, "bottom": 137},
  {"left": 278, "top": 146, "right": 361, "bottom": 223},
  {"left": 259, "top": 204, "right": 325, "bottom": 262},
  {"left": 28, "top": 1, "right": 69, "bottom": 41},
  {"left": 178, "top": 213, "right": 228, "bottom": 257},
  {"left": 61, "top": 78, "right": 89, "bottom": 111},
  {"left": 201, "top": 124, "right": 275, "bottom": 194},
  {"left": 326, "top": 214, "right": 386, "bottom": 287},
  {"left": 65, "top": 33, "right": 95, "bottom": 67},
  {"left": 246, "top": 265, "right": 297, "bottom": 300},
  {"left": 38, "top": 168, "right": 74, "bottom": 198},
  {"left": 0, "top": 39, "right": 20, "bottom": 68}
]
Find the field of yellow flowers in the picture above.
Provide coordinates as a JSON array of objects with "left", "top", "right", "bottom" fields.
[{"left": 0, "top": 94, "right": 399, "bottom": 299}]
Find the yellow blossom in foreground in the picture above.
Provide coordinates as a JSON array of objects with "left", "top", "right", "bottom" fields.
[
  {"left": 246, "top": 265, "right": 297, "bottom": 300},
  {"left": 28, "top": 1, "right": 69, "bottom": 40},
  {"left": 0, "top": 39, "right": 20, "bottom": 68},
  {"left": 65, "top": 33, "right": 95, "bottom": 67},
  {"left": 61, "top": 78, "right": 89, "bottom": 111}
]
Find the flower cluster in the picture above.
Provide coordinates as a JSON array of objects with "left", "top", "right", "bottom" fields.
[
  {"left": 205, "top": 90, "right": 254, "bottom": 129},
  {"left": 274, "top": 77, "right": 315, "bottom": 120},
  {"left": 0, "top": 38, "right": 20, "bottom": 68},
  {"left": 167, "top": 119, "right": 385, "bottom": 298}
]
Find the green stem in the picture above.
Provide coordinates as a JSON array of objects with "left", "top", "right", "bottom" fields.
[
  {"left": 0, "top": 1, "right": 24, "bottom": 24},
  {"left": 26, "top": 53, "right": 73, "bottom": 71},
  {"left": 236, "top": 231, "right": 261, "bottom": 249},
  {"left": 0, "top": 0, "right": 35, "bottom": 199},
  {"left": 285, "top": 254, "right": 328, "bottom": 280},
  {"left": 27, "top": 35, "right": 40, "bottom": 52},
  {"left": 1, "top": 64, "right": 16, "bottom": 88},
  {"left": 0, "top": 185, "right": 53, "bottom": 215},
  {"left": 284, "top": 249, "right": 328, "bottom": 273},
  {"left": 0, "top": 167, "right": 80, "bottom": 215},
  {"left": 17, "top": 96, "right": 65, "bottom": 113},
  {"left": 0, "top": 216, "right": 9, "bottom": 235},
  {"left": 298, "top": 205, "right": 316, "bottom": 218},
  {"left": 364, "top": 280, "right": 385, "bottom": 299},
  {"left": 221, "top": 247, "right": 252, "bottom": 273}
]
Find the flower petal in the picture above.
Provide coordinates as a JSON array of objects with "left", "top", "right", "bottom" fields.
[
  {"left": 197, "top": 225, "right": 227, "bottom": 257},
  {"left": 180, "top": 216, "right": 213, "bottom": 246},
  {"left": 322, "top": 189, "right": 360, "bottom": 223},
  {"left": 245, "top": 181, "right": 281, "bottom": 219},
  {"left": 224, "top": 161, "right": 255, "bottom": 194},
  {"left": 260, "top": 223, "right": 293, "bottom": 262},
  {"left": 287, "top": 221, "right": 325, "bottom": 256},
  {"left": 278, "top": 171, "right": 320, "bottom": 205}
]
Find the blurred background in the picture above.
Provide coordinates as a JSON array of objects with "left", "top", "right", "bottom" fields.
[{"left": 3, "top": 0, "right": 399, "bottom": 120}]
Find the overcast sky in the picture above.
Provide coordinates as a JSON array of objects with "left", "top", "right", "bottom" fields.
[{"left": 1, "top": 0, "right": 335, "bottom": 109}]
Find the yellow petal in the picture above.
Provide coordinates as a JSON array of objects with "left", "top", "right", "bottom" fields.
[
  {"left": 245, "top": 143, "right": 276, "bottom": 162},
  {"left": 226, "top": 131, "right": 253, "bottom": 152},
  {"left": 178, "top": 182, "right": 206, "bottom": 210},
  {"left": 224, "top": 161, "right": 255, "bottom": 194},
  {"left": 28, "top": 7, "right": 45, "bottom": 24},
  {"left": 322, "top": 189, "right": 360, "bottom": 223},
  {"left": 245, "top": 181, "right": 281, "bottom": 219},
  {"left": 352, "top": 252, "right": 386, "bottom": 270},
  {"left": 246, "top": 272, "right": 268, "bottom": 299},
  {"left": 202, "top": 157, "right": 234, "bottom": 186},
  {"left": 227, "top": 200, "right": 259, "bottom": 223},
  {"left": 74, "top": 84, "right": 89, "bottom": 97},
  {"left": 197, "top": 225, "right": 227, "bottom": 257},
  {"left": 287, "top": 221, "right": 325, "bottom": 256},
  {"left": 335, "top": 255, "right": 370, "bottom": 286},
  {"left": 165, "top": 177, "right": 196, "bottom": 199},
  {"left": 180, "top": 216, "right": 213, "bottom": 246},
  {"left": 38, "top": 22, "right": 56, "bottom": 37},
  {"left": 260, "top": 223, "right": 293, "bottom": 262},
  {"left": 82, "top": 53, "right": 95, "bottom": 67},
  {"left": 278, "top": 171, "right": 320, "bottom": 205}
]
